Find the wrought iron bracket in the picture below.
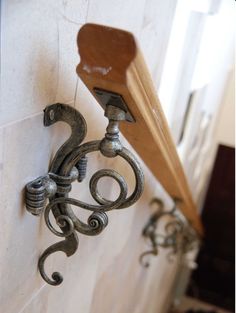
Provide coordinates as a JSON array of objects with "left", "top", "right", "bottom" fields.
[
  {"left": 139, "top": 198, "right": 199, "bottom": 268},
  {"left": 25, "top": 99, "right": 144, "bottom": 286}
]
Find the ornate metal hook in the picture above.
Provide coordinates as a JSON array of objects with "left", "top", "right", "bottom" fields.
[
  {"left": 25, "top": 95, "right": 144, "bottom": 286},
  {"left": 139, "top": 198, "right": 184, "bottom": 267},
  {"left": 181, "top": 225, "right": 200, "bottom": 254}
]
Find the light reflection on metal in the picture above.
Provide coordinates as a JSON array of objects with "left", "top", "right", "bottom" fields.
[
  {"left": 139, "top": 198, "right": 199, "bottom": 268},
  {"left": 25, "top": 98, "right": 144, "bottom": 286}
]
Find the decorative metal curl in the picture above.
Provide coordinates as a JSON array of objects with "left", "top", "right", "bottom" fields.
[
  {"left": 25, "top": 101, "right": 144, "bottom": 285},
  {"left": 139, "top": 197, "right": 198, "bottom": 267}
]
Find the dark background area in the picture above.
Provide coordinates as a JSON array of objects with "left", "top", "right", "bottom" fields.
[{"left": 187, "top": 144, "right": 235, "bottom": 312}]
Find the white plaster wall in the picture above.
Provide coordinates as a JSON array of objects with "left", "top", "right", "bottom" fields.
[
  {"left": 0, "top": 1, "right": 182, "bottom": 313},
  {"left": 213, "top": 67, "right": 235, "bottom": 148},
  {"left": 161, "top": 0, "right": 235, "bottom": 207}
]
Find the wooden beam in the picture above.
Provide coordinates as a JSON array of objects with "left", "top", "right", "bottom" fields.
[{"left": 76, "top": 23, "right": 203, "bottom": 235}]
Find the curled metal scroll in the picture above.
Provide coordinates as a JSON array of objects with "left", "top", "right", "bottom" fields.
[
  {"left": 38, "top": 234, "right": 79, "bottom": 286},
  {"left": 26, "top": 102, "right": 144, "bottom": 285},
  {"left": 139, "top": 198, "right": 198, "bottom": 267},
  {"left": 140, "top": 198, "right": 199, "bottom": 267}
]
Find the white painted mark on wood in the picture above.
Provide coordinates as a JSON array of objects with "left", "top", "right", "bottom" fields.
[{"left": 82, "top": 64, "right": 112, "bottom": 75}]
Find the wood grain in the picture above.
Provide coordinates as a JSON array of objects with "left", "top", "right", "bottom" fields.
[{"left": 76, "top": 23, "right": 203, "bottom": 235}]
